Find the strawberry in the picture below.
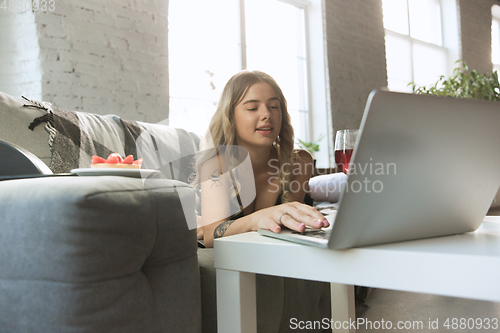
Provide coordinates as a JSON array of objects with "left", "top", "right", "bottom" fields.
[
  {"left": 122, "top": 155, "right": 134, "bottom": 164},
  {"left": 106, "top": 153, "right": 123, "bottom": 164},
  {"left": 92, "top": 155, "right": 106, "bottom": 164},
  {"left": 132, "top": 158, "right": 143, "bottom": 166}
]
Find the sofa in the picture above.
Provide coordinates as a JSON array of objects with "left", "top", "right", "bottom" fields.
[{"left": 0, "top": 91, "right": 332, "bottom": 332}]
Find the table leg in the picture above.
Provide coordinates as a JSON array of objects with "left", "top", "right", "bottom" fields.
[
  {"left": 216, "top": 269, "right": 257, "bottom": 333},
  {"left": 330, "top": 283, "right": 356, "bottom": 333}
]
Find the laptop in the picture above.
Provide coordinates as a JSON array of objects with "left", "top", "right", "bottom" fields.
[{"left": 258, "top": 89, "right": 500, "bottom": 249}]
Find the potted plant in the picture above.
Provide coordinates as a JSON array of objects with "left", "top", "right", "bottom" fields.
[
  {"left": 297, "top": 133, "right": 324, "bottom": 160},
  {"left": 411, "top": 60, "right": 500, "bottom": 101},
  {"left": 296, "top": 134, "right": 325, "bottom": 170},
  {"left": 296, "top": 134, "right": 324, "bottom": 155}
]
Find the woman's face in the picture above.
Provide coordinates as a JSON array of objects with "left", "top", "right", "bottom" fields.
[{"left": 233, "top": 82, "right": 282, "bottom": 150}]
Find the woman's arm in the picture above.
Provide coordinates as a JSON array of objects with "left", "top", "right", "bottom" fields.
[
  {"left": 287, "top": 149, "right": 314, "bottom": 203},
  {"left": 200, "top": 155, "right": 254, "bottom": 247},
  {"left": 202, "top": 202, "right": 328, "bottom": 248},
  {"left": 200, "top": 151, "right": 327, "bottom": 248}
]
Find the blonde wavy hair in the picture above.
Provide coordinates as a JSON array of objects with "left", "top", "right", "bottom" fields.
[{"left": 192, "top": 70, "right": 296, "bottom": 206}]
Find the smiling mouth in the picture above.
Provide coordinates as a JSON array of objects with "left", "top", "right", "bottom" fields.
[{"left": 256, "top": 128, "right": 272, "bottom": 131}]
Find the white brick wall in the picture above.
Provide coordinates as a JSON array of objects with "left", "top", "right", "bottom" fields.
[
  {"left": 0, "top": 10, "right": 42, "bottom": 99},
  {"left": 0, "top": 0, "right": 170, "bottom": 122},
  {"left": 33, "top": 0, "right": 170, "bottom": 122},
  {"left": 324, "top": 0, "right": 388, "bottom": 132},
  {"left": 458, "top": 0, "right": 498, "bottom": 74}
]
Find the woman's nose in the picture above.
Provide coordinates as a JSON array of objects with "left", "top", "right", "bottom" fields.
[{"left": 261, "top": 106, "right": 272, "bottom": 120}]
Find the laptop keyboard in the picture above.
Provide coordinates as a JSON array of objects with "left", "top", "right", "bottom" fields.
[
  {"left": 288, "top": 204, "right": 336, "bottom": 240},
  {"left": 291, "top": 229, "right": 331, "bottom": 240}
]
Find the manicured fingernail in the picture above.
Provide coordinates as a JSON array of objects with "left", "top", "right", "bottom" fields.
[
  {"left": 323, "top": 220, "right": 330, "bottom": 227},
  {"left": 274, "top": 225, "right": 281, "bottom": 232},
  {"left": 298, "top": 223, "right": 305, "bottom": 229},
  {"left": 315, "top": 220, "right": 323, "bottom": 226}
]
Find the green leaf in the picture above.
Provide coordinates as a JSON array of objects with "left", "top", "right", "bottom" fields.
[{"left": 296, "top": 134, "right": 325, "bottom": 154}]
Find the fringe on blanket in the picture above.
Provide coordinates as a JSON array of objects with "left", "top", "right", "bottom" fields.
[
  {"left": 24, "top": 96, "right": 57, "bottom": 153},
  {"left": 23, "top": 96, "right": 115, "bottom": 173}
]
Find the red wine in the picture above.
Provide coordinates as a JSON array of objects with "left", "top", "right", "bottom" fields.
[{"left": 334, "top": 149, "right": 354, "bottom": 173}]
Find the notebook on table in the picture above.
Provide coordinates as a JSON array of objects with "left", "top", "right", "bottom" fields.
[{"left": 258, "top": 89, "right": 500, "bottom": 249}]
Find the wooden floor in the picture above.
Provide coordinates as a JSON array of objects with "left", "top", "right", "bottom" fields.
[{"left": 357, "top": 288, "right": 500, "bottom": 333}]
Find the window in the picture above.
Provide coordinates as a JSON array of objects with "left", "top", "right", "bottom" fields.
[
  {"left": 168, "top": 0, "right": 310, "bottom": 142},
  {"left": 492, "top": 5, "right": 500, "bottom": 72},
  {"left": 168, "top": 0, "right": 240, "bottom": 136},
  {"left": 382, "top": 0, "right": 450, "bottom": 92}
]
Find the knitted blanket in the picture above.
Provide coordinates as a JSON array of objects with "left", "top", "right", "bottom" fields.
[
  {"left": 24, "top": 97, "right": 199, "bottom": 180},
  {"left": 120, "top": 119, "right": 200, "bottom": 184},
  {"left": 25, "top": 98, "right": 125, "bottom": 173}
]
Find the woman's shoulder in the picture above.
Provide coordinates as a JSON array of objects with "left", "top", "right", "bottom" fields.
[
  {"left": 199, "top": 152, "right": 225, "bottom": 180},
  {"left": 199, "top": 149, "right": 231, "bottom": 168},
  {"left": 294, "top": 148, "right": 313, "bottom": 164},
  {"left": 292, "top": 148, "right": 314, "bottom": 178}
]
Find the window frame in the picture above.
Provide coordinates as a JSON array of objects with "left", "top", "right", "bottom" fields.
[
  {"left": 383, "top": 0, "right": 458, "bottom": 91},
  {"left": 168, "top": 0, "right": 332, "bottom": 167},
  {"left": 492, "top": 4, "right": 500, "bottom": 72},
  {"left": 243, "top": 0, "right": 332, "bottom": 167}
]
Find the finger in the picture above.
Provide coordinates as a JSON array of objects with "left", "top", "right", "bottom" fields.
[
  {"left": 278, "top": 212, "right": 306, "bottom": 232},
  {"left": 260, "top": 211, "right": 301, "bottom": 233},
  {"left": 292, "top": 202, "right": 327, "bottom": 221},
  {"left": 295, "top": 203, "right": 330, "bottom": 227},
  {"left": 282, "top": 204, "right": 329, "bottom": 229},
  {"left": 267, "top": 221, "right": 284, "bottom": 233}
]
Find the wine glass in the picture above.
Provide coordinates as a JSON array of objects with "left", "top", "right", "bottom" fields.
[{"left": 334, "top": 129, "right": 359, "bottom": 173}]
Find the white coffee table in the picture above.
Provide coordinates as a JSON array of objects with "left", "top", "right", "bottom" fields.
[{"left": 214, "top": 217, "right": 500, "bottom": 333}]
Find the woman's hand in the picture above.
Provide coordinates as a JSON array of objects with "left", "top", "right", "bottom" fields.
[{"left": 251, "top": 201, "right": 329, "bottom": 233}]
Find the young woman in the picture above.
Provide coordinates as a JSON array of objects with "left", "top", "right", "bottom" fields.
[{"left": 194, "top": 70, "right": 328, "bottom": 248}]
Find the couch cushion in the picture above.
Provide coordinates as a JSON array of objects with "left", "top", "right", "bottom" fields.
[
  {"left": 309, "top": 172, "right": 347, "bottom": 203},
  {"left": 0, "top": 176, "right": 201, "bottom": 332}
]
